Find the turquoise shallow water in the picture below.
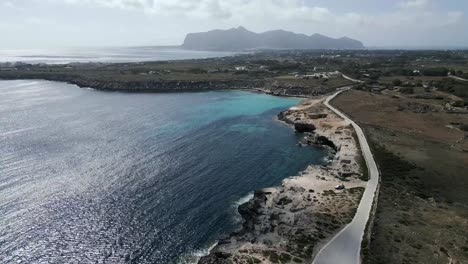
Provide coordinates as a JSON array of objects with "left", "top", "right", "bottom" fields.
[{"left": 0, "top": 80, "right": 327, "bottom": 264}]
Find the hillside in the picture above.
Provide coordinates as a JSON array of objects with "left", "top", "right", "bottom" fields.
[{"left": 182, "top": 26, "right": 364, "bottom": 51}]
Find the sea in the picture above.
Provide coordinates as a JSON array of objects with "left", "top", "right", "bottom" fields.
[
  {"left": 0, "top": 47, "right": 236, "bottom": 64},
  {"left": 0, "top": 80, "right": 328, "bottom": 263}
]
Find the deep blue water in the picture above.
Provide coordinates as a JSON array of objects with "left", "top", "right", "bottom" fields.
[{"left": 0, "top": 80, "right": 327, "bottom": 264}]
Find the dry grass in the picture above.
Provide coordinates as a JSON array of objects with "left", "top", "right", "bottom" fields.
[
  {"left": 333, "top": 90, "right": 467, "bottom": 149},
  {"left": 332, "top": 90, "right": 468, "bottom": 264}
]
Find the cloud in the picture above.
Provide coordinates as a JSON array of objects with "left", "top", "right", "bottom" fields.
[
  {"left": 55, "top": 0, "right": 462, "bottom": 28},
  {"left": 446, "top": 11, "right": 464, "bottom": 25},
  {"left": 2, "top": 0, "right": 17, "bottom": 8},
  {"left": 63, "top": 0, "right": 153, "bottom": 9},
  {"left": 57, "top": 0, "right": 332, "bottom": 21},
  {"left": 8, "top": 0, "right": 463, "bottom": 47},
  {"left": 398, "top": 0, "right": 431, "bottom": 9}
]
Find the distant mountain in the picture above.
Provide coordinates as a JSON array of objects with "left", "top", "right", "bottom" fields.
[{"left": 182, "top": 26, "right": 364, "bottom": 51}]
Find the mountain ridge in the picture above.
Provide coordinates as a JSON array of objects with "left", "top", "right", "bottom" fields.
[{"left": 182, "top": 26, "right": 365, "bottom": 51}]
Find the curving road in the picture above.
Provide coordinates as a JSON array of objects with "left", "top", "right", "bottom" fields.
[
  {"left": 448, "top": 74, "right": 468, "bottom": 82},
  {"left": 336, "top": 72, "right": 363, "bottom": 84},
  {"left": 312, "top": 88, "right": 380, "bottom": 264}
]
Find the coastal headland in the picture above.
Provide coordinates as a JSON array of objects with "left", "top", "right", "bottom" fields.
[
  {"left": 199, "top": 94, "right": 368, "bottom": 263},
  {"left": 0, "top": 51, "right": 354, "bottom": 95}
]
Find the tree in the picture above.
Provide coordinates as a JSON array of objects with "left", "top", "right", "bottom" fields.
[
  {"left": 369, "top": 73, "right": 380, "bottom": 80},
  {"left": 422, "top": 67, "right": 449, "bottom": 76},
  {"left": 460, "top": 124, "right": 468, "bottom": 132},
  {"left": 400, "top": 87, "right": 414, "bottom": 94},
  {"left": 392, "top": 79, "right": 402, "bottom": 86},
  {"left": 415, "top": 79, "right": 423, "bottom": 87}
]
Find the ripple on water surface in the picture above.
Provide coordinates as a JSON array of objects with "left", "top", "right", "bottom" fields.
[{"left": 0, "top": 80, "right": 327, "bottom": 263}]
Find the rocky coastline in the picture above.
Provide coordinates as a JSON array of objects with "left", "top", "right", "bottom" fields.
[
  {"left": 0, "top": 74, "right": 263, "bottom": 93},
  {"left": 199, "top": 97, "right": 367, "bottom": 264},
  {"left": 72, "top": 79, "right": 263, "bottom": 93}
]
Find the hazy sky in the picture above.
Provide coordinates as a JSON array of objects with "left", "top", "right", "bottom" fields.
[{"left": 1, "top": 0, "right": 467, "bottom": 49}]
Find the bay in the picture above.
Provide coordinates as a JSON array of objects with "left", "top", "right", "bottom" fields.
[{"left": 0, "top": 80, "right": 327, "bottom": 263}]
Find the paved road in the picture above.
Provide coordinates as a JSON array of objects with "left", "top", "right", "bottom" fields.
[
  {"left": 312, "top": 89, "right": 380, "bottom": 264},
  {"left": 339, "top": 73, "right": 363, "bottom": 83},
  {"left": 448, "top": 74, "right": 468, "bottom": 82}
]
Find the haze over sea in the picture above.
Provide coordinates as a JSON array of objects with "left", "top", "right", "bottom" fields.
[
  {"left": 0, "top": 80, "right": 327, "bottom": 263},
  {"left": 0, "top": 47, "right": 235, "bottom": 64}
]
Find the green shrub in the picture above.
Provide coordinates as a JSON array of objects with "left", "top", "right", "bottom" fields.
[
  {"left": 392, "top": 79, "right": 402, "bottom": 86},
  {"left": 400, "top": 87, "right": 414, "bottom": 94}
]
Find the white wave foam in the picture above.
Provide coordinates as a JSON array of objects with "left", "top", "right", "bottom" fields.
[
  {"left": 179, "top": 193, "right": 253, "bottom": 264},
  {"left": 323, "top": 156, "right": 332, "bottom": 163},
  {"left": 194, "top": 242, "right": 218, "bottom": 257},
  {"left": 13, "top": 81, "right": 40, "bottom": 87},
  {"left": 233, "top": 192, "right": 254, "bottom": 207},
  {"left": 0, "top": 127, "right": 38, "bottom": 136},
  {"left": 178, "top": 242, "right": 218, "bottom": 264}
]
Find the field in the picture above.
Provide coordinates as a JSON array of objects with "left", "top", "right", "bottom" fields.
[
  {"left": 332, "top": 89, "right": 468, "bottom": 264},
  {"left": 273, "top": 75, "right": 352, "bottom": 88}
]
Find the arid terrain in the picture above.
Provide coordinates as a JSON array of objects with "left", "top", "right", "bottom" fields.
[{"left": 333, "top": 89, "right": 468, "bottom": 264}]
